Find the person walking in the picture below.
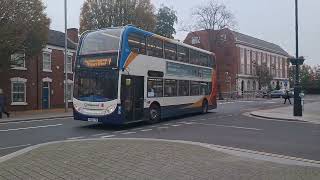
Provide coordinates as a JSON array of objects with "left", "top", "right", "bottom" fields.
[
  {"left": 283, "top": 90, "right": 292, "bottom": 105},
  {"left": 0, "top": 89, "right": 10, "bottom": 118}
]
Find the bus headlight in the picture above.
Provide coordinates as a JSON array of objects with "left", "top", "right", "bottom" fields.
[
  {"left": 74, "top": 104, "right": 82, "bottom": 112},
  {"left": 105, "top": 104, "right": 117, "bottom": 115}
]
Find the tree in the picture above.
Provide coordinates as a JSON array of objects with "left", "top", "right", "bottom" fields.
[
  {"left": 0, "top": 0, "right": 50, "bottom": 65},
  {"left": 0, "top": 0, "right": 50, "bottom": 87},
  {"left": 256, "top": 64, "right": 273, "bottom": 90},
  {"left": 154, "top": 5, "right": 177, "bottom": 39},
  {"left": 80, "top": 0, "right": 156, "bottom": 34},
  {"left": 185, "top": 0, "right": 236, "bottom": 99}
]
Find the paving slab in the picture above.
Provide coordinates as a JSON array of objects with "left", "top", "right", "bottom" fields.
[
  {"left": 0, "top": 108, "right": 73, "bottom": 123},
  {"left": 0, "top": 138, "right": 319, "bottom": 180},
  {"left": 250, "top": 101, "right": 320, "bottom": 124}
]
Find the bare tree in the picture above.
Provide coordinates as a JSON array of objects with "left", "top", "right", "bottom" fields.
[
  {"left": 192, "top": 0, "right": 236, "bottom": 31},
  {"left": 256, "top": 64, "right": 273, "bottom": 90}
]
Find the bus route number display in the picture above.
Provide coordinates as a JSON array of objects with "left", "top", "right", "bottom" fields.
[{"left": 83, "top": 58, "right": 114, "bottom": 68}]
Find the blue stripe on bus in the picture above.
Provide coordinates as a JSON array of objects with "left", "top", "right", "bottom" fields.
[{"left": 119, "top": 26, "right": 153, "bottom": 70}]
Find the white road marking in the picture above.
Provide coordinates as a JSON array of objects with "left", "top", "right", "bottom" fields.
[
  {"left": 182, "top": 122, "right": 195, "bottom": 125},
  {"left": 0, "top": 124, "right": 63, "bottom": 132},
  {"left": 0, "top": 144, "right": 32, "bottom": 151},
  {"left": 194, "top": 122, "right": 263, "bottom": 131},
  {"left": 122, "top": 132, "right": 137, "bottom": 135},
  {"left": 141, "top": 129, "right": 152, "bottom": 132},
  {"left": 92, "top": 133, "right": 109, "bottom": 137},
  {"left": 0, "top": 117, "right": 72, "bottom": 125},
  {"left": 101, "top": 135, "right": 116, "bottom": 138},
  {"left": 113, "top": 130, "right": 127, "bottom": 134},
  {"left": 163, "top": 123, "right": 172, "bottom": 126},
  {"left": 67, "top": 136, "right": 84, "bottom": 140},
  {"left": 158, "top": 126, "right": 169, "bottom": 129},
  {"left": 171, "top": 124, "right": 181, "bottom": 127}
]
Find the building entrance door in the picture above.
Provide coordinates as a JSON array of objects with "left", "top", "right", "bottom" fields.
[{"left": 42, "top": 82, "right": 50, "bottom": 109}]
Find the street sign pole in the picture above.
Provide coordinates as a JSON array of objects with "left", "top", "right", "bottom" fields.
[{"left": 64, "top": 0, "right": 68, "bottom": 112}]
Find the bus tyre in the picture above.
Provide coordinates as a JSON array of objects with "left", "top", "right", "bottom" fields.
[
  {"left": 202, "top": 100, "right": 208, "bottom": 114},
  {"left": 148, "top": 104, "right": 161, "bottom": 124}
]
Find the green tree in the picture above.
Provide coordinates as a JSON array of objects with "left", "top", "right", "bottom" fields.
[
  {"left": 80, "top": 0, "right": 156, "bottom": 33},
  {"left": 0, "top": 0, "right": 50, "bottom": 88},
  {"left": 154, "top": 5, "right": 177, "bottom": 39}
]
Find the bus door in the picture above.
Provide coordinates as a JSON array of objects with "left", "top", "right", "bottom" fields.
[{"left": 121, "top": 75, "right": 145, "bottom": 121}]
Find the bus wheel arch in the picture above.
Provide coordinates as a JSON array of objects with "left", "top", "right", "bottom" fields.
[
  {"left": 148, "top": 101, "right": 161, "bottom": 124},
  {"left": 202, "top": 99, "right": 209, "bottom": 114}
]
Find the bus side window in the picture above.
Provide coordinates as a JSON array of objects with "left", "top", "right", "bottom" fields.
[
  {"left": 178, "top": 80, "right": 190, "bottom": 96},
  {"left": 190, "top": 81, "right": 200, "bottom": 96},
  {"left": 200, "top": 53, "right": 209, "bottom": 67},
  {"left": 128, "top": 33, "right": 146, "bottom": 54},
  {"left": 177, "top": 46, "right": 189, "bottom": 63},
  {"left": 164, "top": 79, "right": 177, "bottom": 97},
  {"left": 190, "top": 50, "right": 200, "bottom": 65},
  {"left": 147, "top": 78, "right": 163, "bottom": 97},
  {"left": 164, "top": 42, "right": 177, "bottom": 61},
  {"left": 147, "top": 37, "right": 163, "bottom": 58}
]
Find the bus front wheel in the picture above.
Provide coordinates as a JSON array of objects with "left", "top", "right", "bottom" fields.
[
  {"left": 202, "top": 100, "right": 208, "bottom": 114},
  {"left": 148, "top": 104, "right": 161, "bottom": 124}
]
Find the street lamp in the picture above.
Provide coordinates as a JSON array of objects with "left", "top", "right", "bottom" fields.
[
  {"left": 289, "top": 0, "right": 305, "bottom": 116},
  {"left": 64, "top": 0, "right": 68, "bottom": 112}
]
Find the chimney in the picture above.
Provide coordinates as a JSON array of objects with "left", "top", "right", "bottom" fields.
[{"left": 67, "top": 28, "right": 79, "bottom": 43}]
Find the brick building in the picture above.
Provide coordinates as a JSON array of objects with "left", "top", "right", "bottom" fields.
[
  {"left": 0, "top": 28, "right": 78, "bottom": 111},
  {"left": 184, "top": 28, "right": 290, "bottom": 96}
]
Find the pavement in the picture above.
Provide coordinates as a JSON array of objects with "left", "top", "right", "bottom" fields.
[
  {"left": 0, "top": 108, "right": 73, "bottom": 124},
  {"left": 250, "top": 101, "right": 320, "bottom": 124},
  {"left": 0, "top": 138, "right": 320, "bottom": 180}
]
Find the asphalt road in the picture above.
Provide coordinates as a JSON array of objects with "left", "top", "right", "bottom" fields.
[{"left": 0, "top": 98, "right": 319, "bottom": 161}]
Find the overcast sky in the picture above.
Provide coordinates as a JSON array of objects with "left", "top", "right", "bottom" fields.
[{"left": 43, "top": 0, "right": 319, "bottom": 66}]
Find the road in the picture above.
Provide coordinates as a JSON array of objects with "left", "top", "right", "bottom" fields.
[{"left": 0, "top": 98, "right": 319, "bottom": 161}]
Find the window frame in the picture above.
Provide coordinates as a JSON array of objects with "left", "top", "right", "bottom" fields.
[
  {"left": 178, "top": 80, "right": 190, "bottom": 96},
  {"left": 10, "top": 77, "right": 27, "bottom": 106},
  {"left": 164, "top": 79, "right": 178, "bottom": 97},
  {"left": 147, "top": 78, "right": 164, "bottom": 98},
  {"left": 43, "top": 52, "right": 52, "bottom": 72},
  {"left": 147, "top": 37, "right": 164, "bottom": 58},
  {"left": 10, "top": 51, "right": 26, "bottom": 70},
  {"left": 128, "top": 33, "right": 146, "bottom": 55},
  {"left": 177, "top": 45, "right": 189, "bottom": 63},
  {"left": 164, "top": 42, "right": 177, "bottom": 61}
]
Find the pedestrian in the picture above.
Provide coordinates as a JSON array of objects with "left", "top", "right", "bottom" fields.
[
  {"left": 0, "top": 89, "right": 10, "bottom": 118},
  {"left": 283, "top": 90, "right": 292, "bottom": 105}
]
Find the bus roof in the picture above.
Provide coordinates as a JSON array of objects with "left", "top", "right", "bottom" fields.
[{"left": 87, "top": 25, "right": 215, "bottom": 56}]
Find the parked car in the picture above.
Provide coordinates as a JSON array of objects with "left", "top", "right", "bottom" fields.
[
  {"left": 256, "top": 90, "right": 269, "bottom": 98},
  {"left": 270, "top": 90, "right": 285, "bottom": 98}
]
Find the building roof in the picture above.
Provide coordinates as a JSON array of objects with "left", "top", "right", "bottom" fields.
[
  {"left": 47, "top": 30, "right": 77, "bottom": 50},
  {"left": 232, "top": 31, "right": 289, "bottom": 56}
]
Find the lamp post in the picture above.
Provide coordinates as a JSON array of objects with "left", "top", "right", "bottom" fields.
[
  {"left": 64, "top": 0, "right": 68, "bottom": 112},
  {"left": 289, "top": 0, "right": 305, "bottom": 116}
]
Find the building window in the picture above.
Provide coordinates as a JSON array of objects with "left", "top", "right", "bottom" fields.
[
  {"left": 164, "top": 79, "right": 177, "bottom": 97},
  {"left": 246, "top": 50, "right": 251, "bottom": 75},
  {"left": 147, "top": 78, "right": 163, "bottom": 97},
  {"left": 10, "top": 78, "right": 27, "bottom": 105},
  {"left": 66, "top": 55, "right": 73, "bottom": 73},
  {"left": 240, "top": 48, "right": 245, "bottom": 74},
  {"left": 10, "top": 51, "right": 26, "bottom": 69},
  {"left": 43, "top": 52, "right": 51, "bottom": 71},
  {"left": 65, "top": 82, "right": 73, "bottom": 101},
  {"left": 178, "top": 80, "right": 190, "bottom": 96}
]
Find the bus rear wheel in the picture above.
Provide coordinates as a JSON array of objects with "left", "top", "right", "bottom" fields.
[
  {"left": 148, "top": 104, "right": 161, "bottom": 124},
  {"left": 202, "top": 100, "right": 208, "bottom": 114}
]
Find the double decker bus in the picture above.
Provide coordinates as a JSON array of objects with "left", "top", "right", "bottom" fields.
[{"left": 73, "top": 25, "right": 217, "bottom": 124}]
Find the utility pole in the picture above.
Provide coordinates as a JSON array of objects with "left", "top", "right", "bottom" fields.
[
  {"left": 289, "top": 0, "right": 305, "bottom": 116},
  {"left": 64, "top": 0, "right": 68, "bottom": 112}
]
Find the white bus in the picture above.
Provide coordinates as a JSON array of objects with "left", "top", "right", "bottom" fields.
[{"left": 73, "top": 25, "right": 217, "bottom": 124}]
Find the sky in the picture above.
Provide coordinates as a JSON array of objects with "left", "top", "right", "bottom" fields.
[{"left": 43, "top": 0, "right": 319, "bottom": 66}]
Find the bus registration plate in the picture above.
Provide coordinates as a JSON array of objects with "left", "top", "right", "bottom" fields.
[{"left": 88, "top": 118, "right": 99, "bottom": 122}]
